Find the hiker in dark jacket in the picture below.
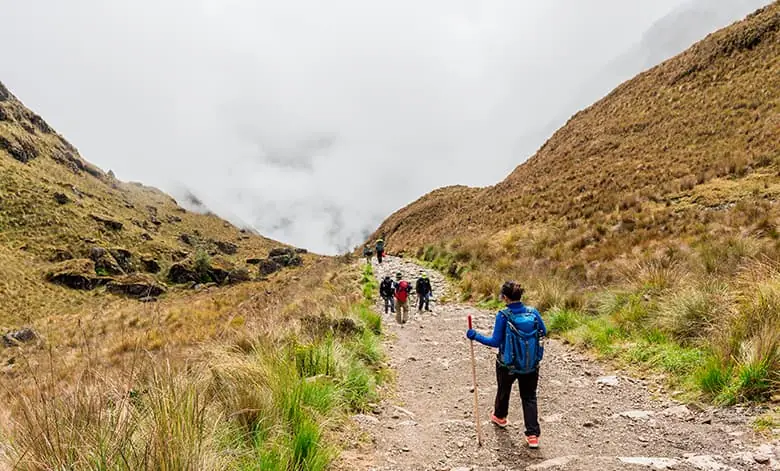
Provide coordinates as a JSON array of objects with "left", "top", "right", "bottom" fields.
[
  {"left": 375, "top": 238, "right": 385, "bottom": 264},
  {"left": 415, "top": 273, "right": 432, "bottom": 312},
  {"left": 379, "top": 275, "right": 396, "bottom": 314},
  {"left": 466, "top": 281, "right": 547, "bottom": 449},
  {"left": 363, "top": 245, "right": 373, "bottom": 265}
]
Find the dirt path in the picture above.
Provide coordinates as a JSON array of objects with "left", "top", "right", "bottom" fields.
[{"left": 344, "top": 256, "right": 778, "bottom": 471}]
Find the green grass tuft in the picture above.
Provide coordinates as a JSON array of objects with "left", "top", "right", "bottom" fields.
[{"left": 546, "top": 307, "right": 584, "bottom": 334}]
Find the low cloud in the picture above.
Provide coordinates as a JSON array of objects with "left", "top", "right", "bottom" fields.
[{"left": 0, "top": 0, "right": 769, "bottom": 253}]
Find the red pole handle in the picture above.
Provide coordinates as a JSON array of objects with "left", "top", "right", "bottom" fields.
[{"left": 468, "top": 315, "right": 473, "bottom": 329}]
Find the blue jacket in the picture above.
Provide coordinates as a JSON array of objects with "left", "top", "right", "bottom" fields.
[{"left": 472, "top": 302, "right": 547, "bottom": 356}]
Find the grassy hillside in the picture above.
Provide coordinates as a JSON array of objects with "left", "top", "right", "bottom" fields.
[
  {"left": 0, "top": 79, "right": 322, "bottom": 358},
  {"left": 372, "top": 3, "right": 780, "bottom": 405},
  {"left": 0, "top": 81, "right": 387, "bottom": 469}
]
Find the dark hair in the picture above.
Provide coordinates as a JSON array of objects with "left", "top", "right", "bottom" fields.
[{"left": 500, "top": 281, "right": 524, "bottom": 302}]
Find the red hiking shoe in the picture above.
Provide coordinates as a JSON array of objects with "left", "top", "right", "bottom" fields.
[
  {"left": 525, "top": 435, "right": 539, "bottom": 449},
  {"left": 490, "top": 414, "right": 508, "bottom": 428}
]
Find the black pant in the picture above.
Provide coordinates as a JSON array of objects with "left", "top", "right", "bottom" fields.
[
  {"left": 417, "top": 293, "right": 430, "bottom": 311},
  {"left": 494, "top": 362, "right": 540, "bottom": 437},
  {"left": 383, "top": 296, "right": 395, "bottom": 313},
  {"left": 376, "top": 250, "right": 383, "bottom": 263}
]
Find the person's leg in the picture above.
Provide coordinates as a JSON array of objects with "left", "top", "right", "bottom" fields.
[
  {"left": 417, "top": 294, "right": 423, "bottom": 312},
  {"left": 424, "top": 293, "right": 430, "bottom": 311},
  {"left": 517, "top": 370, "right": 541, "bottom": 437},
  {"left": 383, "top": 297, "right": 389, "bottom": 314},
  {"left": 395, "top": 301, "right": 402, "bottom": 324},
  {"left": 390, "top": 296, "right": 395, "bottom": 313},
  {"left": 494, "top": 362, "right": 515, "bottom": 419},
  {"left": 402, "top": 301, "right": 409, "bottom": 323}
]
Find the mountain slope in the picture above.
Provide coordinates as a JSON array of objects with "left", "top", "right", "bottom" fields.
[
  {"left": 0, "top": 80, "right": 316, "bottom": 363},
  {"left": 370, "top": 3, "right": 780, "bottom": 405},
  {"left": 375, "top": 2, "right": 780, "bottom": 266}
]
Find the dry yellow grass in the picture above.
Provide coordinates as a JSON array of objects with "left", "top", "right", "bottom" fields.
[
  {"left": 383, "top": 4, "right": 780, "bottom": 402},
  {"left": 0, "top": 78, "right": 333, "bottom": 406},
  {"left": 373, "top": 3, "right": 780, "bottom": 272}
]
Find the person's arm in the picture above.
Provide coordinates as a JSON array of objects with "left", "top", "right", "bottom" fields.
[
  {"left": 470, "top": 313, "right": 506, "bottom": 348},
  {"left": 531, "top": 308, "right": 547, "bottom": 336}
]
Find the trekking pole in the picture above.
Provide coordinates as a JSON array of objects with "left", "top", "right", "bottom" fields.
[{"left": 468, "top": 315, "right": 484, "bottom": 447}]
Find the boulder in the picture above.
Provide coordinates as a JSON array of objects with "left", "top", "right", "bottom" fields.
[
  {"left": 168, "top": 262, "right": 199, "bottom": 284},
  {"left": 207, "top": 257, "right": 232, "bottom": 284},
  {"left": 53, "top": 192, "right": 70, "bottom": 205},
  {"left": 168, "top": 256, "right": 233, "bottom": 285},
  {"left": 294, "top": 248, "right": 308, "bottom": 254},
  {"left": 109, "top": 248, "right": 134, "bottom": 273},
  {"left": 227, "top": 267, "right": 251, "bottom": 284},
  {"left": 246, "top": 258, "right": 262, "bottom": 265},
  {"left": 288, "top": 254, "right": 303, "bottom": 266},
  {"left": 2, "top": 328, "right": 37, "bottom": 347},
  {"left": 215, "top": 241, "right": 238, "bottom": 255},
  {"left": 0, "top": 135, "right": 38, "bottom": 163},
  {"left": 107, "top": 274, "right": 166, "bottom": 299},
  {"left": 141, "top": 257, "right": 161, "bottom": 274},
  {"left": 270, "top": 253, "right": 303, "bottom": 267},
  {"left": 269, "top": 247, "right": 295, "bottom": 258},
  {"left": 258, "top": 259, "right": 281, "bottom": 277},
  {"left": 46, "top": 259, "right": 111, "bottom": 290},
  {"left": 91, "top": 214, "right": 123, "bottom": 231},
  {"left": 0, "top": 81, "right": 10, "bottom": 101},
  {"left": 179, "top": 233, "right": 193, "bottom": 245},
  {"left": 89, "top": 247, "right": 124, "bottom": 276}
]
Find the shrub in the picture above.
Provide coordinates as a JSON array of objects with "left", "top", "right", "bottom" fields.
[
  {"left": 697, "top": 236, "right": 760, "bottom": 275},
  {"left": 529, "top": 277, "right": 583, "bottom": 312},
  {"left": 360, "top": 264, "right": 378, "bottom": 301},
  {"left": 656, "top": 282, "right": 730, "bottom": 342},
  {"left": 194, "top": 249, "right": 212, "bottom": 283},
  {"left": 354, "top": 303, "right": 381, "bottom": 335},
  {"left": 695, "top": 356, "right": 733, "bottom": 397},
  {"left": 546, "top": 307, "right": 584, "bottom": 334}
]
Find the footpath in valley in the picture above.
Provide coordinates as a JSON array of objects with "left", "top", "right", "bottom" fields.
[{"left": 344, "top": 256, "right": 779, "bottom": 471}]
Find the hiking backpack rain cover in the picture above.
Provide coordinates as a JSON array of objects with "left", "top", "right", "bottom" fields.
[{"left": 500, "top": 309, "right": 544, "bottom": 374}]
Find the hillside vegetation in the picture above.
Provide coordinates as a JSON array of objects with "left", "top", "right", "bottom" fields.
[
  {"left": 0, "top": 80, "right": 321, "bottom": 363},
  {"left": 0, "top": 81, "right": 389, "bottom": 468},
  {"left": 372, "top": 3, "right": 780, "bottom": 404}
]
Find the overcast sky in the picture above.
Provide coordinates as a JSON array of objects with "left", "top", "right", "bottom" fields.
[{"left": 0, "top": 0, "right": 769, "bottom": 253}]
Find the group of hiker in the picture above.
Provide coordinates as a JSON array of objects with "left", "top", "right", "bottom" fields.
[
  {"left": 363, "top": 238, "right": 385, "bottom": 265},
  {"left": 364, "top": 238, "right": 544, "bottom": 449},
  {"left": 379, "top": 271, "right": 433, "bottom": 324}
]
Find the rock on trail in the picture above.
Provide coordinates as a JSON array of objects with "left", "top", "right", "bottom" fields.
[{"left": 336, "top": 256, "right": 776, "bottom": 471}]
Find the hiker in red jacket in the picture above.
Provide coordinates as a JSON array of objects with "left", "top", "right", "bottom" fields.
[{"left": 394, "top": 272, "right": 412, "bottom": 324}]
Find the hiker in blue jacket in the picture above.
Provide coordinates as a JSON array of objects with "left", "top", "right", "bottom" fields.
[{"left": 466, "top": 281, "right": 547, "bottom": 449}]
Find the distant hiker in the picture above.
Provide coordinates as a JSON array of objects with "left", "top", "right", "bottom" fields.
[
  {"left": 394, "top": 272, "right": 412, "bottom": 324},
  {"left": 466, "top": 281, "right": 547, "bottom": 449},
  {"left": 375, "top": 238, "right": 385, "bottom": 264},
  {"left": 415, "top": 272, "right": 433, "bottom": 312},
  {"left": 379, "top": 275, "right": 396, "bottom": 314},
  {"left": 363, "top": 245, "right": 373, "bottom": 265}
]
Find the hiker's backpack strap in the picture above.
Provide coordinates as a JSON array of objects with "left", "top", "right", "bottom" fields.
[{"left": 500, "top": 309, "right": 521, "bottom": 336}]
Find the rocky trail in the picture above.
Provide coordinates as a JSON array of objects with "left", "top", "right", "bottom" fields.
[{"left": 342, "top": 256, "right": 779, "bottom": 471}]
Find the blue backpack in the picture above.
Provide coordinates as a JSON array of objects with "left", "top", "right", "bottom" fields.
[{"left": 499, "top": 308, "right": 544, "bottom": 374}]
